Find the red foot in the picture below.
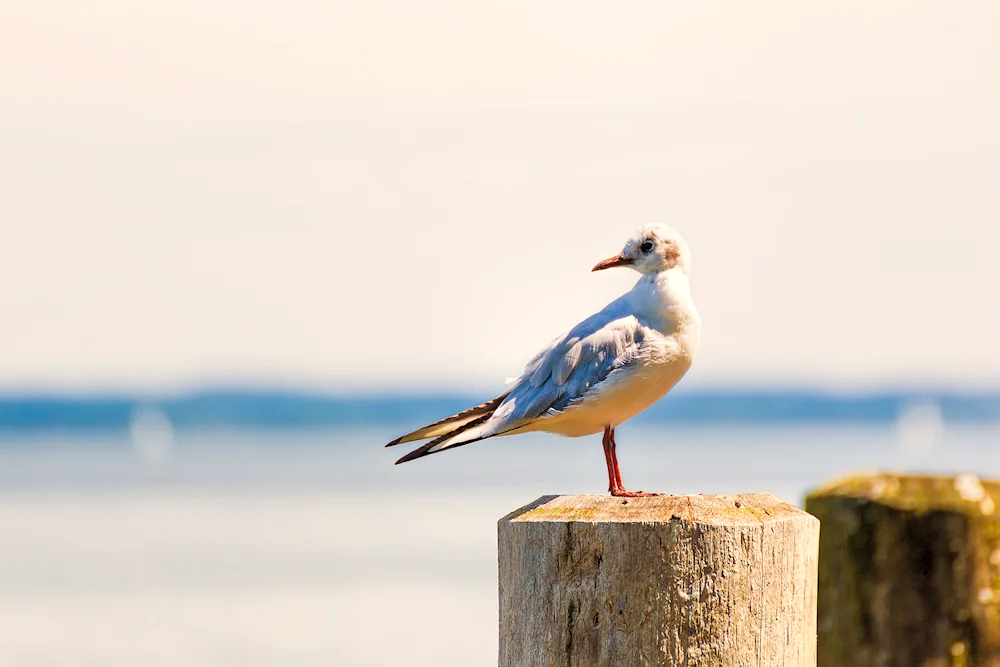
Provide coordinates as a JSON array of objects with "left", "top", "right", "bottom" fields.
[
  {"left": 610, "top": 489, "right": 661, "bottom": 498},
  {"left": 602, "top": 426, "right": 660, "bottom": 498}
]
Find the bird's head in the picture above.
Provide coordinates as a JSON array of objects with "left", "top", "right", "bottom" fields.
[{"left": 591, "top": 224, "right": 692, "bottom": 276}]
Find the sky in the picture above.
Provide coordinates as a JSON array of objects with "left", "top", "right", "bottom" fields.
[{"left": 2, "top": 1, "right": 999, "bottom": 391}]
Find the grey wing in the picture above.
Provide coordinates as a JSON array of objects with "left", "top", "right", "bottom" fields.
[{"left": 485, "top": 306, "right": 646, "bottom": 434}]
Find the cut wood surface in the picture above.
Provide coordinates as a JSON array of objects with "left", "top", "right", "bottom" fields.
[
  {"left": 498, "top": 493, "right": 819, "bottom": 667},
  {"left": 806, "top": 473, "right": 1000, "bottom": 667}
]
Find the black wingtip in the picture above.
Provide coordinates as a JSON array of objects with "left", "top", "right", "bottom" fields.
[
  {"left": 384, "top": 394, "right": 509, "bottom": 450},
  {"left": 394, "top": 448, "right": 428, "bottom": 465}
]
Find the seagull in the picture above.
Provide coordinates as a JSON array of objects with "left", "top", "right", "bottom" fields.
[{"left": 386, "top": 224, "right": 700, "bottom": 497}]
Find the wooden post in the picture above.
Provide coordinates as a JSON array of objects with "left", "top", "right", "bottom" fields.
[
  {"left": 805, "top": 473, "right": 1000, "bottom": 667},
  {"left": 498, "top": 493, "right": 819, "bottom": 666}
]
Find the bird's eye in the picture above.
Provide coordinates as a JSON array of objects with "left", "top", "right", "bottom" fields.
[{"left": 640, "top": 240, "right": 654, "bottom": 253}]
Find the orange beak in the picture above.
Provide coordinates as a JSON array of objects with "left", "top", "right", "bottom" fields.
[{"left": 591, "top": 255, "right": 633, "bottom": 272}]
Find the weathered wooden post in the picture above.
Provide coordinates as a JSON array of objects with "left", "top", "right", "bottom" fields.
[
  {"left": 805, "top": 473, "right": 1000, "bottom": 667},
  {"left": 498, "top": 493, "right": 820, "bottom": 666}
]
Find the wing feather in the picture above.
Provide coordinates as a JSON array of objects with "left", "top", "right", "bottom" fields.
[
  {"left": 483, "top": 298, "right": 648, "bottom": 434},
  {"left": 388, "top": 294, "right": 653, "bottom": 460},
  {"left": 384, "top": 394, "right": 508, "bottom": 447},
  {"left": 553, "top": 340, "right": 582, "bottom": 385}
]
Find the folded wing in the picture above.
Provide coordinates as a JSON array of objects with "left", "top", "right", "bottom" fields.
[{"left": 388, "top": 299, "right": 646, "bottom": 463}]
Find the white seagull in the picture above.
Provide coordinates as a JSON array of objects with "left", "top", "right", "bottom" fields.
[{"left": 386, "top": 224, "right": 700, "bottom": 497}]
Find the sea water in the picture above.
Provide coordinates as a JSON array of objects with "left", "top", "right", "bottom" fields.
[{"left": 0, "top": 423, "right": 998, "bottom": 666}]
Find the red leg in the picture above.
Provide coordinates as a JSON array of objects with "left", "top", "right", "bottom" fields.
[
  {"left": 608, "top": 427, "right": 624, "bottom": 490},
  {"left": 602, "top": 426, "right": 617, "bottom": 493},
  {"left": 605, "top": 426, "right": 660, "bottom": 498}
]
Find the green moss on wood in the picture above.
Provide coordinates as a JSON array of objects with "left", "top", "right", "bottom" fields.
[
  {"left": 806, "top": 472, "right": 999, "bottom": 517},
  {"left": 806, "top": 473, "right": 1000, "bottom": 666}
]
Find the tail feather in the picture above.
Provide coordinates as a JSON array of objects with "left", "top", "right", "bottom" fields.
[
  {"left": 385, "top": 394, "right": 508, "bottom": 448},
  {"left": 394, "top": 413, "right": 495, "bottom": 464}
]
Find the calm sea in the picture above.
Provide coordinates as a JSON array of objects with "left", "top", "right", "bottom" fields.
[{"left": 1, "top": 423, "right": 998, "bottom": 666}]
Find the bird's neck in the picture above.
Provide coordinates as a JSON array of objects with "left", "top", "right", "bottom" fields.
[{"left": 629, "top": 269, "right": 700, "bottom": 337}]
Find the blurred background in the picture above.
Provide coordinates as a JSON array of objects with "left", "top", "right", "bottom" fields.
[{"left": 3, "top": 1, "right": 1000, "bottom": 665}]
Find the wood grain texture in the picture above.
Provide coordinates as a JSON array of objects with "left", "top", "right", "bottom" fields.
[
  {"left": 806, "top": 473, "right": 1000, "bottom": 667},
  {"left": 498, "top": 493, "right": 819, "bottom": 667}
]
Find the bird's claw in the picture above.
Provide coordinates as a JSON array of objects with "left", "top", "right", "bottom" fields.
[{"left": 610, "top": 489, "right": 661, "bottom": 498}]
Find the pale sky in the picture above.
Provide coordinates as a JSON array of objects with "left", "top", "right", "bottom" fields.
[{"left": 2, "top": 1, "right": 999, "bottom": 390}]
